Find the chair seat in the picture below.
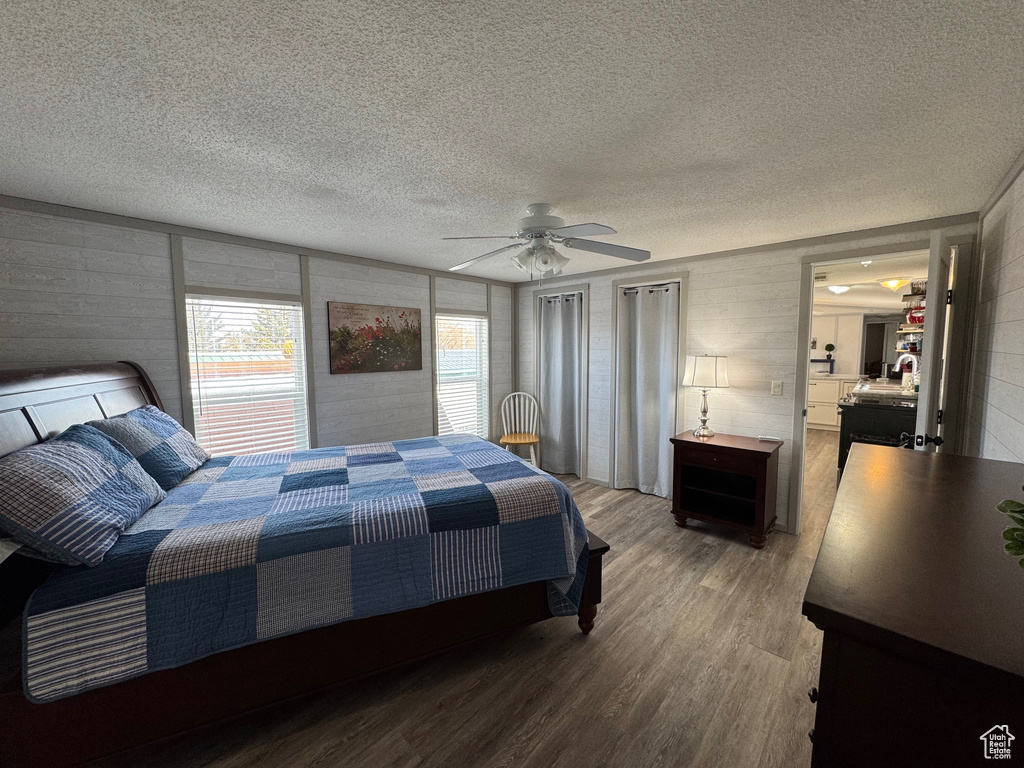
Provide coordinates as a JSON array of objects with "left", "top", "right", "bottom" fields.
[{"left": 500, "top": 432, "right": 539, "bottom": 446}]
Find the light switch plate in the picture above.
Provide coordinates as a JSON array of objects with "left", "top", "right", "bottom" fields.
[{"left": 771, "top": 381, "right": 783, "bottom": 396}]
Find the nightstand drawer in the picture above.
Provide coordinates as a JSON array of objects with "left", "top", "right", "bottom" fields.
[{"left": 676, "top": 446, "right": 756, "bottom": 475}]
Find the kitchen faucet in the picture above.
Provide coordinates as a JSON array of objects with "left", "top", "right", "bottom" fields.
[{"left": 894, "top": 353, "right": 919, "bottom": 386}]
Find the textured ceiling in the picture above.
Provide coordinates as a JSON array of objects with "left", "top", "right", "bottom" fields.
[
  {"left": 814, "top": 250, "right": 930, "bottom": 312},
  {"left": 2, "top": 1, "right": 1024, "bottom": 282}
]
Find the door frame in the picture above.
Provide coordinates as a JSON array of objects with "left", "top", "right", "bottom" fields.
[
  {"left": 608, "top": 272, "right": 689, "bottom": 489},
  {"left": 791, "top": 231, "right": 976, "bottom": 534},
  {"left": 532, "top": 283, "right": 590, "bottom": 479}
]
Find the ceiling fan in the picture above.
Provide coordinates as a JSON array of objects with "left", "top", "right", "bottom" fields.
[{"left": 445, "top": 203, "right": 651, "bottom": 277}]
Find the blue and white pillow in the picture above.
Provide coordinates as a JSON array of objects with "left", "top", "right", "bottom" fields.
[
  {"left": 89, "top": 405, "right": 210, "bottom": 490},
  {"left": 0, "top": 424, "right": 166, "bottom": 566}
]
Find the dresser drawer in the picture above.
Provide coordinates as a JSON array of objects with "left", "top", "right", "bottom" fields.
[{"left": 676, "top": 446, "right": 756, "bottom": 475}]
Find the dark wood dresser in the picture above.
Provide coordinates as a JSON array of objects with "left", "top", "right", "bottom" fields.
[
  {"left": 803, "top": 445, "right": 1024, "bottom": 767},
  {"left": 670, "top": 432, "right": 780, "bottom": 548}
]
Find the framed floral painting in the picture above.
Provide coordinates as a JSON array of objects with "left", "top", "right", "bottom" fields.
[{"left": 327, "top": 302, "right": 422, "bottom": 374}]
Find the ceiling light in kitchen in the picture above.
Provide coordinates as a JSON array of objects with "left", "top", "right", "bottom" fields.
[
  {"left": 828, "top": 285, "right": 851, "bottom": 294},
  {"left": 879, "top": 278, "right": 911, "bottom": 291}
]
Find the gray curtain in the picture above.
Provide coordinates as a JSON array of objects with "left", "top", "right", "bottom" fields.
[
  {"left": 614, "top": 283, "right": 680, "bottom": 496},
  {"left": 538, "top": 292, "right": 582, "bottom": 475}
]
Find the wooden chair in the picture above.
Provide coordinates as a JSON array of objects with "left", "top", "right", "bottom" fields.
[{"left": 499, "top": 392, "right": 540, "bottom": 466}]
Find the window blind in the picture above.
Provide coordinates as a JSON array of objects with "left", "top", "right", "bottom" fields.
[
  {"left": 436, "top": 314, "right": 489, "bottom": 439},
  {"left": 185, "top": 295, "right": 310, "bottom": 456}
]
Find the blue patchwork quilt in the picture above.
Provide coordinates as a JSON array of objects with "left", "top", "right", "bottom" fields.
[{"left": 22, "top": 435, "right": 589, "bottom": 703}]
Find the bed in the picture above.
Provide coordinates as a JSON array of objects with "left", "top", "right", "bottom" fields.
[{"left": 0, "top": 362, "right": 609, "bottom": 768}]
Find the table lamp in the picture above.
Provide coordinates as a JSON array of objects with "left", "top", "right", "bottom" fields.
[{"left": 682, "top": 354, "right": 729, "bottom": 438}]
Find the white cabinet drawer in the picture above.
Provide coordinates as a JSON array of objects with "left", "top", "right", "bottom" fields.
[
  {"left": 807, "top": 403, "right": 839, "bottom": 426},
  {"left": 808, "top": 380, "right": 841, "bottom": 403}
]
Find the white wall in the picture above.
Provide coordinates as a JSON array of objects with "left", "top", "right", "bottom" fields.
[
  {"left": 182, "top": 237, "right": 301, "bottom": 295},
  {"left": 488, "top": 284, "right": 514, "bottom": 442},
  {"left": 309, "top": 258, "right": 433, "bottom": 446},
  {"left": 966, "top": 168, "right": 1024, "bottom": 462},
  {"left": 0, "top": 208, "right": 183, "bottom": 421},
  {"left": 810, "top": 313, "right": 864, "bottom": 375},
  {"left": 0, "top": 204, "right": 513, "bottom": 449}
]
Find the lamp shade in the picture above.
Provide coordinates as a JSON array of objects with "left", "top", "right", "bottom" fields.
[{"left": 682, "top": 354, "right": 729, "bottom": 388}]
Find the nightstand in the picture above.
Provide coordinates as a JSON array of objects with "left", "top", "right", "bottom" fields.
[{"left": 669, "top": 432, "right": 781, "bottom": 548}]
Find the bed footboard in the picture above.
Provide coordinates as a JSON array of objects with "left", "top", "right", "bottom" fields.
[{"left": 578, "top": 531, "right": 609, "bottom": 634}]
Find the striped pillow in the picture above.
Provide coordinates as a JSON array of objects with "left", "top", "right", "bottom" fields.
[
  {"left": 0, "top": 425, "right": 166, "bottom": 566},
  {"left": 89, "top": 405, "right": 210, "bottom": 490}
]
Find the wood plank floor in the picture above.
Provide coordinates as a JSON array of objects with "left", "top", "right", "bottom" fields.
[{"left": 103, "top": 431, "right": 840, "bottom": 768}]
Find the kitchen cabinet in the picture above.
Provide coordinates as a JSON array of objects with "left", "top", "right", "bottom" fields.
[
  {"left": 811, "top": 315, "right": 864, "bottom": 376},
  {"left": 807, "top": 379, "right": 841, "bottom": 428},
  {"left": 807, "top": 377, "right": 861, "bottom": 430},
  {"left": 834, "top": 316, "right": 863, "bottom": 375},
  {"left": 807, "top": 380, "right": 841, "bottom": 402},
  {"left": 807, "top": 402, "right": 838, "bottom": 426},
  {"left": 811, "top": 315, "right": 836, "bottom": 353}
]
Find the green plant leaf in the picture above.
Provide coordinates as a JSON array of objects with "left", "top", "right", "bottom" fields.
[
  {"left": 1004, "top": 539, "right": 1024, "bottom": 557},
  {"left": 1003, "top": 528, "right": 1024, "bottom": 542},
  {"left": 997, "top": 500, "right": 1024, "bottom": 515},
  {"left": 1006, "top": 513, "right": 1024, "bottom": 528},
  {"left": 1019, "top": 557, "right": 1024, "bottom": 569}
]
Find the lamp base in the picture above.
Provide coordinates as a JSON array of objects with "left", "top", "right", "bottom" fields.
[{"left": 692, "top": 387, "right": 715, "bottom": 438}]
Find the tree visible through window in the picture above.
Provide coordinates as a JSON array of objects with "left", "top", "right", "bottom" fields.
[
  {"left": 185, "top": 296, "right": 309, "bottom": 456},
  {"left": 436, "top": 315, "right": 489, "bottom": 438}
]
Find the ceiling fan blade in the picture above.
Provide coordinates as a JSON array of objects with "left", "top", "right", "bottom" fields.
[
  {"left": 448, "top": 242, "right": 525, "bottom": 272},
  {"left": 548, "top": 223, "right": 617, "bottom": 238},
  {"left": 441, "top": 235, "right": 516, "bottom": 240},
  {"left": 562, "top": 238, "right": 650, "bottom": 262}
]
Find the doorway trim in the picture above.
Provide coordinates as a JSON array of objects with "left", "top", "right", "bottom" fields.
[
  {"left": 790, "top": 233, "right": 977, "bottom": 535},
  {"left": 532, "top": 283, "right": 590, "bottom": 480},
  {"left": 608, "top": 272, "right": 689, "bottom": 490}
]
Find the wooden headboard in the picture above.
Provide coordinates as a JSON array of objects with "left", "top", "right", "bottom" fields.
[
  {"left": 0, "top": 362, "right": 163, "bottom": 459},
  {"left": 0, "top": 362, "right": 164, "bottom": 630}
]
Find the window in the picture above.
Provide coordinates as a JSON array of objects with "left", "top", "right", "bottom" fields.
[
  {"left": 435, "top": 314, "right": 489, "bottom": 438},
  {"left": 185, "top": 295, "right": 309, "bottom": 456}
]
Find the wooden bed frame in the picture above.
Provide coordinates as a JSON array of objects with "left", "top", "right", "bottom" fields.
[{"left": 0, "top": 363, "right": 609, "bottom": 768}]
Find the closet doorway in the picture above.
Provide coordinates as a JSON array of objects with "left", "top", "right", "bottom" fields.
[
  {"left": 534, "top": 287, "right": 589, "bottom": 478},
  {"left": 610, "top": 275, "right": 688, "bottom": 497}
]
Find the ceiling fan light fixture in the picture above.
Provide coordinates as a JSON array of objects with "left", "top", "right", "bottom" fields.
[
  {"left": 511, "top": 249, "right": 534, "bottom": 273},
  {"left": 828, "top": 285, "right": 851, "bottom": 294},
  {"left": 532, "top": 244, "right": 570, "bottom": 276}
]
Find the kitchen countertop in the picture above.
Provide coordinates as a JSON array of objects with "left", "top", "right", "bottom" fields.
[
  {"left": 808, "top": 374, "right": 864, "bottom": 381},
  {"left": 849, "top": 380, "right": 918, "bottom": 403}
]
